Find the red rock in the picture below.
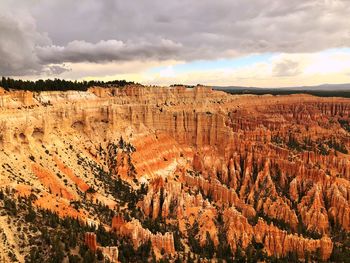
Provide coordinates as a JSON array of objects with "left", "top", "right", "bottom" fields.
[{"left": 85, "top": 232, "right": 97, "bottom": 252}]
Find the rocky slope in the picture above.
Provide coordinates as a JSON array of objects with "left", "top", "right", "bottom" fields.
[{"left": 0, "top": 85, "right": 350, "bottom": 262}]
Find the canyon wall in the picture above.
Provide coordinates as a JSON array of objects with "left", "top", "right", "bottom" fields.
[{"left": 1, "top": 85, "right": 350, "bottom": 261}]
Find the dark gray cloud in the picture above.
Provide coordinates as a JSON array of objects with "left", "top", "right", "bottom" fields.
[
  {"left": 36, "top": 39, "right": 182, "bottom": 64},
  {"left": 0, "top": 12, "right": 47, "bottom": 75},
  {"left": 0, "top": 9, "right": 69, "bottom": 76},
  {"left": 0, "top": 0, "right": 349, "bottom": 76}
]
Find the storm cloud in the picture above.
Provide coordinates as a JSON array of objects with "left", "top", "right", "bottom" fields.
[
  {"left": 0, "top": 12, "right": 49, "bottom": 75},
  {"left": 36, "top": 39, "right": 182, "bottom": 64},
  {"left": 0, "top": 0, "right": 349, "bottom": 76}
]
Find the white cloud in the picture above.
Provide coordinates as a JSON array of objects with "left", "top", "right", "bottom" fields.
[
  {"left": 159, "top": 66, "right": 176, "bottom": 78},
  {"left": 39, "top": 60, "right": 182, "bottom": 81},
  {"left": 141, "top": 50, "right": 350, "bottom": 87}
]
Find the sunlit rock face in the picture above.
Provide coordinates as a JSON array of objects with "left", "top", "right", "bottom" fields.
[{"left": 1, "top": 85, "right": 350, "bottom": 261}]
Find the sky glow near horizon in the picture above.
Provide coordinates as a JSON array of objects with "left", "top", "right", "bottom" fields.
[{"left": 1, "top": 0, "right": 350, "bottom": 87}]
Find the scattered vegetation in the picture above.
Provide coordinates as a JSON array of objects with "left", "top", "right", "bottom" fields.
[{"left": 339, "top": 119, "right": 350, "bottom": 132}]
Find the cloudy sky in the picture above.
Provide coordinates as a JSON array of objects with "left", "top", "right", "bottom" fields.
[{"left": 1, "top": 0, "right": 350, "bottom": 87}]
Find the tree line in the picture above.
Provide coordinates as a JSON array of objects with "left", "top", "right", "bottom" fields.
[{"left": 0, "top": 77, "right": 136, "bottom": 92}]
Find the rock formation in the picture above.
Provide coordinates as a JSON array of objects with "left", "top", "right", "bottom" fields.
[
  {"left": 112, "top": 216, "right": 175, "bottom": 255},
  {"left": 85, "top": 232, "right": 97, "bottom": 252},
  {"left": 1, "top": 85, "right": 350, "bottom": 261},
  {"left": 85, "top": 232, "right": 119, "bottom": 262}
]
